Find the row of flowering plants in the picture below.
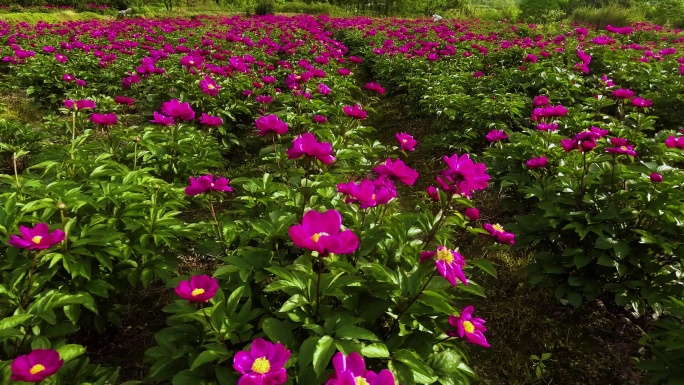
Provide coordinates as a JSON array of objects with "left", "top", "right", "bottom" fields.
[{"left": 0, "top": 14, "right": 515, "bottom": 385}]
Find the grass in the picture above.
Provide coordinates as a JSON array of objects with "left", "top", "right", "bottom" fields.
[{"left": 0, "top": 10, "right": 112, "bottom": 23}]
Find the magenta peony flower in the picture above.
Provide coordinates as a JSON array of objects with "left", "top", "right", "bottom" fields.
[
  {"left": 63, "top": 99, "right": 75, "bottom": 109},
  {"left": 150, "top": 111, "right": 175, "bottom": 126},
  {"left": 427, "top": 186, "right": 440, "bottom": 201},
  {"left": 185, "top": 175, "right": 233, "bottom": 196},
  {"left": 233, "top": 338, "right": 290, "bottom": 385},
  {"left": 439, "top": 154, "right": 490, "bottom": 197},
  {"left": 665, "top": 135, "right": 684, "bottom": 149},
  {"left": 62, "top": 73, "right": 74, "bottom": 82},
  {"left": 483, "top": 223, "right": 515, "bottom": 245},
  {"left": 338, "top": 68, "right": 351, "bottom": 76},
  {"left": 485, "top": 130, "right": 508, "bottom": 142},
  {"left": 286, "top": 132, "right": 336, "bottom": 165},
  {"left": 365, "top": 82, "right": 386, "bottom": 94},
  {"left": 420, "top": 246, "right": 468, "bottom": 287},
  {"left": 11, "top": 349, "right": 64, "bottom": 382},
  {"left": 160, "top": 99, "right": 195, "bottom": 121},
  {"left": 532, "top": 95, "right": 549, "bottom": 107},
  {"left": 526, "top": 156, "right": 548, "bottom": 169},
  {"left": 374, "top": 158, "right": 419, "bottom": 186},
  {"left": 632, "top": 97, "right": 652, "bottom": 108},
  {"left": 650, "top": 173, "right": 663, "bottom": 183},
  {"left": 199, "top": 76, "right": 221, "bottom": 97},
  {"left": 473, "top": 71, "right": 484, "bottom": 78},
  {"left": 448, "top": 306, "right": 490, "bottom": 348},
  {"left": 606, "top": 138, "right": 637, "bottom": 156},
  {"left": 174, "top": 275, "right": 218, "bottom": 303},
  {"left": 9, "top": 223, "right": 65, "bottom": 250},
  {"left": 465, "top": 207, "right": 480, "bottom": 221},
  {"left": 199, "top": 113, "right": 223, "bottom": 127},
  {"left": 91, "top": 113, "right": 118, "bottom": 126},
  {"left": 318, "top": 83, "right": 331, "bottom": 95},
  {"left": 114, "top": 96, "right": 135, "bottom": 106},
  {"left": 313, "top": 115, "right": 328, "bottom": 124},
  {"left": 342, "top": 104, "right": 367, "bottom": 120},
  {"left": 395, "top": 132, "right": 417, "bottom": 151},
  {"left": 531, "top": 104, "right": 567, "bottom": 121},
  {"left": 325, "top": 352, "right": 395, "bottom": 385},
  {"left": 289, "top": 209, "right": 359, "bottom": 255},
  {"left": 337, "top": 179, "right": 396, "bottom": 209},
  {"left": 612, "top": 88, "right": 635, "bottom": 99},
  {"left": 536, "top": 122, "right": 558, "bottom": 131},
  {"left": 75, "top": 99, "right": 96, "bottom": 110},
  {"left": 255, "top": 114, "right": 288, "bottom": 136},
  {"left": 75, "top": 79, "right": 86, "bottom": 87},
  {"left": 256, "top": 95, "right": 273, "bottom": 104}
]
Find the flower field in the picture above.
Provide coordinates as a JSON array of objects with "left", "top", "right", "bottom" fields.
[{"left": 0, "top": 13, "right": 683, "bottom": 384}]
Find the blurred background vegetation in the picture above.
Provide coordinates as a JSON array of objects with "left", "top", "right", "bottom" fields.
[{"left": 2, "top": 0, "right": 684, "bottom": 29}]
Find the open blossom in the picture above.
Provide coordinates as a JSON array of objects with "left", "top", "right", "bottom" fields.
[
  {"left": 606, "top": 138, "right": 637, "bottom": 156},
  {"left": 91, "top": 113, "right": 118, "bottom": 126},
  {"left": 150, "top": 111, "right": 175, "bottom": 126},
  {"left": 612, "top": 88, "right": 635, "bottom": 99},
  {"left": 531, "top": 105, "right": 567, "bottom": 121},
  {"left": 313, "top": 115, "right": 328, "bottom": 124},
  {"left": 114, "top": 96, "right": 135, "bottom": 106},
  {"left": 526, "top": 156, "right": 548, "bottom": 169},
  {"left": 325, "top": 352, "right": 395, "bottom": 385},
  {"left": 9, "top": 223, "right": 65, "bottom": 250},
  {"left": 665, "top": 135, "right": 684, "bottom": 149},
  {"left": 234, "top": 338, "right": 290, "bottom": 385},
  {"left": 160, "top": 99, "right": 195, "bottom": 121},
  {"left": 396, "top": 132, "right": 417, "bottom": 151},
  {"left": 448, "top": 306, "right": 490, "bottom": 348},
  {"left": 11, "top": 349, "right": 64, "bottom": 382},
  {"left": 338, "top": 68, "right": 351, "bottom": 76},
  {"left": 485, "top": 130, "right": 508, "bottom": 142},
  {"left": 175, "top": 275, "right": 218, "bottom": 302},
  {"left": 286, "top": 132, "right": 336, "bottom": 165},
  {"left": 374, "top": 158, "right": 419, "bottom": 186},
  {"left": 62, "top": 73, "right": 74, "bottom": 82},
  {"left": 365, "top": 82, "right": 386, "bottom": 94},
  {"left": 289, "top": 209, "right": 359, "bottom": 255},
  {"left": 199, "top": 113, "right": 223, "bottom": 126},
  {"left": 632, "top": 97, "right": 652, "bottom": 108},
  {"left": 342, "top": 104, "right": 367, "bottom": 120},
  {"left": 562, "top": 127, "right": 609, "bottom": 152},
  {"left": 255, "top": 115, "right": 288, "bottom": 136},
  {"left": 185, "top": 175, "right": 233, "bottom": 196},
  {"left": 601, "top": 75, "right": 615, "bottom": 87},
  {"left": 420, "top": 246, "right": 468, "bottom": 287},
  {"left": 483, "top": 223, "right": 515, "bottom": 245},
  {"left": 532, "top": 95, "right": 549, "bottom": 107},
  {"left": 318, "top": 83, "right": 331, "bottom": 95},
  {"left": 199, "top": 76, "right": 221, "bottom": 97},
  {"left": 256, "top": 94, "right": 273, "bottom": 104},
  {"left": 337, "top": 178, "right": 396, "bottom": 209},
  {"left": 536, "top": 122, "right": 558, "bottom": 131},
  {"left": 75, "top": 99, "right": 96, "bottom": 110},
  {"left": 439, "top": 154, "right": 490, "bottom": 197}
]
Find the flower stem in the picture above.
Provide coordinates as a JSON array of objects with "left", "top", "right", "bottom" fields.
[
  {"left": 300, "top": 157, "right": 311, "bottom": 220},
  {"left": 200, "top": 304, "right": 222, "bottom": 342},
  {"left": 13, "top": 152, "right": 20, "bottom": 188},
  {"left": 352, "top": 210, "right": 367, "bottom": 266},
  {"left": 384, "top": 270, "right": 437, "bottom": 340},
  {"left": 314, "top": 253, "right": 325, "bottom": 321}
]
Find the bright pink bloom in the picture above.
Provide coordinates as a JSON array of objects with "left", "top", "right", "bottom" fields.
[
  {"left": 342, "top": 104, "right": 367, "bottom": 120},
  {"left": 465, "top": 207, "right": 480, "bottom": 221},
  {"left": 75, "top": 79, "right": 86, "bottom": 87},
  {"left": 427, "top": 186, "right": 440, "bottom": 201},
  {"left": 473, "top": 71, "right": 484, "bottom": 78},
  {"left": 11, "top": 349, "right": 64, "bottom": 382},
  {"left": 650, "top": 173, "right": 663, "bottom": 183},
  {"left": 199, "top": 76, "right": 221, "bottom": 97},
  {"left": 174, "top": 275, "right": 218, "bottom": 302},
  {"left": 160, "top": 99, "right": 195, "bottom": 121},
  {"left": 62, "top": 73, "right": 74, "bottom": 82},
  {"left": 286, "top": 132, "right": 336, "bottom": 165},
  {"left": 114, "top": 96, "right": 135, "bottom": 106},
  {"left": 536, "top": 122, "right": 558, "bottom": 131},
  {"left": 396, "top": 132, "right": 417, "bottom": 151},
  {"left": 485, "top": 130, "right": 508, "bottom": 142},
  {"left": 256, "top": 95, "right": 273, "bottom": 104},
  {"left": 185, "top": 175, "right": 233, "bottom": 196},
  {"left": 199, "top": 113, "right": 223, "bottom": 126},
  {"left": 632, "top": 97, "right": 652, "bottom": 108},
  {"left": 532, "top": 95, "right": 549, "bottom": 107},
  {"left": 91, "top": 113, "right": 118, "bottom": 126},
  {"left": 448, "top": 306, "right": 490, "bottom": 348},
  {"left": 337, "top": 179, "right": 395, "bottom": 209},
  {"left": 325, "top": 352, "right": 395, "bottom": 385},
  {"left": 233, "top": 338, "right": 290, "bottom": 385},
  {"left": 420, "top": 246, "right": 468, "bottom": 287},
  {"left": 318, "top": 83, "right": 331, "bottom": 95},
  {"left": 531, "top": 105, "right": 567, "bottom": 121},
  {"left": 666, "top": 135, "right": 684, "bottom": 149},
  {"left": 374, "top": 158, "right": 419, "bottom": 186},
  {"left": 150, "top": 111, "right": 175, "bottom": 126},
  {"left": 338, "top": 68, "right": 351, "bottom": 76},
  {"left": 75, "top": 99, "right": 96, "bottom": 110},
  {"left": 612, "top": 88, "right": 635, "bottom": 99},
  {"left": 63, "top": 99, "right": 75, "bottom": 109},
  {"left": 601, "top": 75, "right": 615, "bottom": 87},
  {"left": 9, "top": 223, "right": 65, "bottom": 250},
  {"left": 365, "top": 82, "right": 386, "bottom": 94},
  {"left": 439, "top": 154, "right": 490, "bottom": 197},
  {"left": 313, "top": 115, "right": 328, "bottom": 124},
  {"left": 483, "top": 223, "right": 515, "bottom": 245},
  {"left": 255, "top": 115, "right": 288, "bottom": 136},
  {"left": 289, "top": 209, "right": 359, "bottom": 255},
  {"left": 526, "top": 157, "right": 548, "bottom": 169}
]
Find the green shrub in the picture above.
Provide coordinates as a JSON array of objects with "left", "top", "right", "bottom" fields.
[
  {"left": 519, "top": 0, "right": 562, "bottom": 21},
  {"left": 254, "top": 0, "right": 274, "bottom": 15},
  {"left": 570, "top": 4, "right": 641, "bottom": 28},
  {"left": 276, "top": 1, "right": 345, "bottom": 15}
]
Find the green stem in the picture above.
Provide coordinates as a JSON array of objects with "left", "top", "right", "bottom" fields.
[
  {"left": 13, "top": 152, "right": 20, "bottom": 188},
  {"left": 314, "top": 253, "right": 326, "bottom": 321},
  {"left": 300, "top": 157, "right": 310, "bottom": 220},
  {"left": 384, "top": 270, "right": 437, "bottom": 340},
  {"left": 352, "top": 210, "right": 367, "bottom": 266}
]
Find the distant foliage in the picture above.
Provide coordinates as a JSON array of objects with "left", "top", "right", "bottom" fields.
[{"left": 570, "top": 4, "right": 640, "bottom": 28}]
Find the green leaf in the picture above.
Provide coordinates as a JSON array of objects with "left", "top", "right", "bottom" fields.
[
  {"left": 469, "top": 259, "right": 497, "bottom": 278},
  {"left": 279, "top": 294, "right": 308, "bottom": 313},
  {"left": 56, "top": 344, "right": 85, "bottom": 363},
  {"left": 335, "top": 325, "right": 379, "bottom": 342},
  {"left": 361, "top": 343, "right": 390, "bottom": 358},
  {"left": 261, "top": 318, "right": 296, "bottom": 348},
  {"left": 190, "top": 350, "right": 223, "bottom": 371},
  {"left": 394, "top": 349, "right": 438, "bottom": 384},
  {"left": 0, "top": 314, "right": 32, "bottom": 329},
  {"left": 389, "top": 360, "right": 416, "bottom": 385},
  {"left": 573, "top": 254, "right": 592, "bottom": 269},
  {"left": 298, "top": 336, "right": 319, "bottom": 371},
  {"left": 312, "top": 335, "right": 336, "bottom": 376}
]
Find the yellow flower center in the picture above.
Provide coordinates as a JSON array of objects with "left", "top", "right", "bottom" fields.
[
  {"left": 621, "top": 146, "right": 627, "bottom": 151},
  {"left": 436, "top": 248, "right": 455, "bottom": 264},
  {"left": 371, "top": 194, "right": 377, "bottom": 200},
  {"left": 402, "top": 139, "right": 408, "bottom": 143},
  {"left": 31, "top": 236, "right": 43, "bottom": 244},
  {"left": 463, "top": 320, "right": 475, "bottom": 334},
  {"left": 207, "top": 84, "right": 215, "bottom": 89},
  {"left": 296, "top": 75, "right": 301, "bottom": 80},
  {"left": 252, "top": 357, "right": 271, "bottom": 374},
  {"left": 492, "top": 224, "right": 504, "bottom": 232},
  {"left": 310, "top": 232, "right": 329, "bottom": 243},
  {"left": 355, "top": 377, "right": 371, "bottom": 385},
  {"left": 189, "top": 60, "right": 194, "bottom": 65},
  {"left": 30, "top": 364, "right": 46, "bottom": 375},
  {"left": 191, "top": 288, "right": 205, "bottom": 297}
]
